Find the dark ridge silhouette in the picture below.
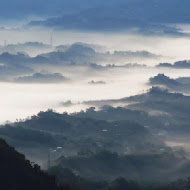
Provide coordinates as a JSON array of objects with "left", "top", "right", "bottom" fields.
[
  {"left": 157, "top": 60, "right": 190, "bottom": 69},
  {"left": 14, "top": 72, "right": 69, "bottom": 84},
  {"left": 148, "top": 74, "right": 190, "bottom": 94},
  {"left": 149, "top": 74, "right": 180, "bottom": 87},
  {"left": 0, "top": 138, "right": 65, "bottom": 190}
]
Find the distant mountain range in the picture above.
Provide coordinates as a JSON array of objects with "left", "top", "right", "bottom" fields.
[
  {"left": 1, "top": 0, "right": 190, "bottom": 34},
  {"left": 28, "top": 0, "right": 190, "bottom": 33},
  {"left": 1, "top": 0, "right": 190, "bottom": 23}
]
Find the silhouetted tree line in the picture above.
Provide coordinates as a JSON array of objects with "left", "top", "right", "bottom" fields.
[{"left": 0, "top": 138, "right": 69, "bottom": 190}]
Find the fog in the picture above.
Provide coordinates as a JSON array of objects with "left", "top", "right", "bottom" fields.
[
  {"left": 0, "top": 66, "right": 190, "bottom": 124},
  {"left": 2, "top": 1, "right": 190, "bottom": 189},
  {"left": 0, "top": 26, "right": 190, "bottom": 123},
  {"left": 0, "top": 27, "right": 190, "bottom": 61}
]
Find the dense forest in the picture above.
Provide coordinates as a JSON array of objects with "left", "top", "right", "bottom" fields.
[
  {"left": 1, "top": 136, "right": 190, "bottom": 190},
  {"left": 0, "top": 138, "right": 66, "bottom": 190},
  {"left": 1, "top": 87, "right": 190, "bottom": 189}
]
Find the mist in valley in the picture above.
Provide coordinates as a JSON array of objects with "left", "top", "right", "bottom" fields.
[
  {"left": 1, "top": 2, "right": 190, "bottom": 189},
  {"left": 0, "top": 26, "right": 190, "bottom": 124}
]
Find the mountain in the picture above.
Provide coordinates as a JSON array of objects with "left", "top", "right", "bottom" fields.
[
  {"left": 157, "top": 60, "right": 190, "bottom": 69},
  {"left": 149, "top": 74, "right": 180, "bottom": 87},
  {"left": 51, "top": 150, "right": 190, "bottom": 184},
  {"left": 84, "top": 87, "right": 190, "bottom": 134},
  {"left": 0, "top": 44, "right": 161, "bottom": 66},
  {"left": 149, "top": 74, "right": 190, "bottom": 93},
  {"left": 0, "top": 109, "right": 164, "bottom": 163},
  {"left": 48, "top": 165, "right": 190, "bottom": 190},
  {"left": 14, "top": 72, "right": 69, "bottom": 84},
  {"left": 0, "top": 138, "right": 63, "bottom": 190},
  {"left": 29, "top": 14, "right": 181, "bottom": 34},
  {"left": 29, "top": 0, "right": 190, "bottom": 33},
  {"left": 0, "top": 42, "right": 53, "bottom": 56}
]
